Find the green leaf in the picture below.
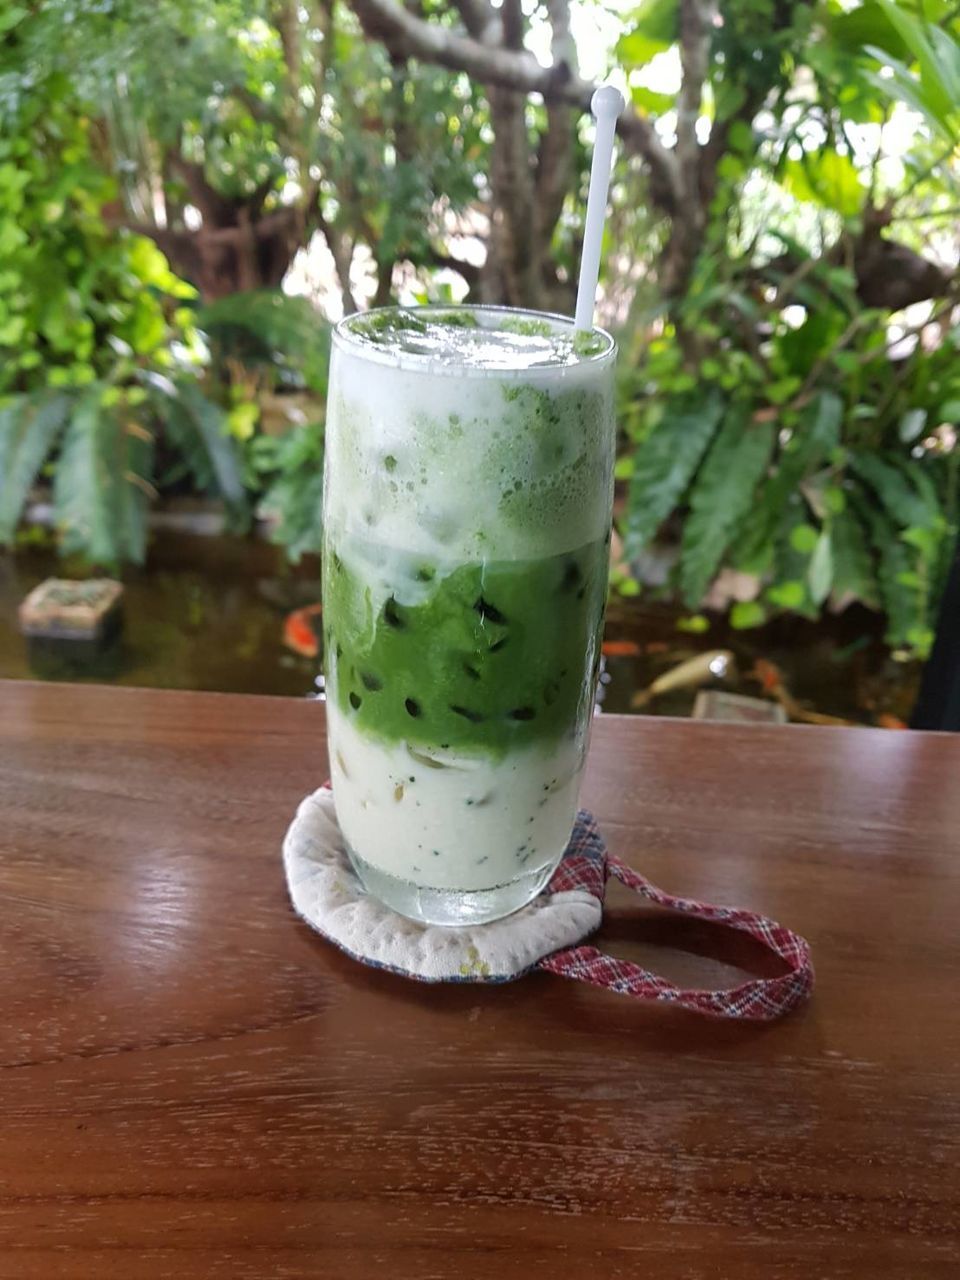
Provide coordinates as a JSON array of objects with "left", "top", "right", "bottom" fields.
[
  {"left": 855, "top": 495, "right": 918, "bottom": 646},
  {"left": 848, "top": 452, "right": 935, "bottom": 528},
  {"left": 195, "top": 291, "right": 331, "bottom": 394},
  {"left": 624, "top": 392, "right": 725, "bottom": 557},
  {"left": 905, "top": 625, "right": 934, "bottom": 660},
  {"left": 779, "top": 310, "right": 848, "bottom": 378},
  {"left": 875, "top": 0, "right": 956, "bottom": 126},
  {"left": 833, "top": 352, "right": 861, "bottom": 375},
  {"left": 226, "top": 400, "right": 259, "bottom": 442},
  {"left": 808, "top": 531, "right": 834, "bottom": 605},
  {"left": 679, "top": 407, "right": 775, "bottom": 606},
  {"left": 676, "top": 614, "right": 710, "bottom": 634},
  {"left": 630, "top": 85, "right": 675, "bottom": 114},
  {"left": 53, "top": 387, "right": 154, "bottom": 566},
  {"left": 831, "top": 506, "right": 879, "bottom": 606},
  {"left": 730, "top": 393, "right": 842, "bottom": 570},
  {"left": 828, "top": 2, "right": 908, "bottom": 61},
  {"left": 766, "top": 376, "right": 802, "bottom": 406},
  {"left": 899, "top": 408, "right": 928, "bottom": 443},
  {"left": 899, "top": 458, "right": 942, "bottom": 519},
  {"left": 125, "top": 236, "right": 196, "bottom": 299},
  {"left": 126, "top": 294, "right": 167, "bottom": 355},
  {"left": 771, "top": 509, "right": 818, "bottom": 616},
  {"left": 0, "top": 6, "right": 27, "bottom": 34},
  {"left": 0, "top": 315, "right": 26, "bottom": 345},
  {"left": 781, "top": 149, "right": 864, "bottom": 217},
  {"left": 938, "top": 398, "right": 960, "bottom": 421},
  {"left": 901, "top": 522, "right": 944, "bottom": 558},
  {"left": 929, "top": 26, "right": 960, "bottom": 109},
  {"left": 727, "top": 121, "right": 754, "bottom": 153},
  {"left": 151, "top": 379, "right": 249, "bottom": 530},
  {"left": 790, "top": 522, "right": 819, "bottom": 554},
  {"left": 865, "top": 57, "right": 949, "bottom": 139},
  {"left": 630, "top": 0, "right": 678, "bottom": 42},
  {"left": 0, "top": 393, "right": 72, "bottom": 542},
  {"left": 714, "top": 81, "right": 747, "bottom": 123},
  {"left": 617, "top": 0, "right": 677, "bottom": 65},
  {"left": 766, "top": 580, "right": 806, "bottom": 609},
  {"left": 730, "top": 600, "right": 766, "bottom": 629},
  {"left": 824, "top": 485, "right": 846, "bottom": 515},
  {"left": 258, "top": 420, "right": 325, "bottom": 562}
]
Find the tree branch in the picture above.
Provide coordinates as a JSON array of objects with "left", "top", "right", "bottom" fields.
[
  {"left": 315, "top": 207, "right": 359, "bottom": 314},
  {"left": 892, "top": 204, "right": 960, "bottom": 222},
  {"left": 117, "top": 207, "right": 300, "bottom": 247},
  {"left": 449, "top": 0, "right": 499, "bottom": 43},
  {"left": 535, "top": 0, "right": 576, "bottom": 252},
  {"left": 274, "top": 0, "right": 302, "bottom": 100},
  {"left": 272, "top": 0, "right": 305, "bottom": 163},
  {"left": 657, "top": 0, "right": 715, "bottom": 298},
  {"left": 347, "top": 0, "right": 680, "bottom": 210},
  {"left": 311, "top": 0, "right": 334, "bottom": 109},
  {"left": 676, "top": 0, "right": 711, "bottom": 206},
  {"left": 428, "top": 250, "right": 482, "bottom": 286},
  {"left": 488, "top": 80, "right": 540, "bottom": 303},
  {"left": 349, "top": 0, "right": 546, "bottom": 87},
  {"left": 167, "top": 154, "right": 238, "bottom": 228},
  {"left": 373, "top": 258, "right": 394, "bottom": 306},
  {"left": 500, "top": 0, "right": 523, "bottom": 49}
]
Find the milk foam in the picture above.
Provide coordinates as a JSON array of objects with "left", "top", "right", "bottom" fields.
[{"left": 324, "top": 321, "right": 615, "bottom": 564}]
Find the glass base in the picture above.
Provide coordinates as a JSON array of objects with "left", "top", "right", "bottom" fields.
[{"left": 346, "top": 848, "right": 558, "bottom": 926}]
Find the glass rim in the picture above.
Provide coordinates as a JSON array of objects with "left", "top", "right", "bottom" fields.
[{"left": 332, "top": 303, "right": 617, "bottom": 376}]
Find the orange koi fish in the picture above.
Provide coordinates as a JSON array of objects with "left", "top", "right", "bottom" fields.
[
  {"left": 602, "top": 640, "right": 641, "bottom": 658},
  {"left": 877, "top": 714, "right": 908, "bottom": 730},
  {"left": 283, "top": 604, "right": 323, "bottom": 658}
]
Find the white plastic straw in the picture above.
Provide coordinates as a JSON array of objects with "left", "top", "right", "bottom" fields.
[{"left": 575, "top": 85, "right": 626, "bottom": 332}]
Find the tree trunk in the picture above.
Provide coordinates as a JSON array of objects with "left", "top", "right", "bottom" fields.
[
  {"left": 131, "top": 205, "right": 304, "bottom": 302},
  {"left": 658, "top": 0, "right": 711, "bottom": 302},
  {"left": 482, "top": 0, "right": 543, "bottom": 308},
  {"left": 485, "top": 89, "right": 543, "bottom": 307}
]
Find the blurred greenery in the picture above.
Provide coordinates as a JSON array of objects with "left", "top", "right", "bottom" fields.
[{"left": 0, "top": 0, "right": 958, "bottom": 660}]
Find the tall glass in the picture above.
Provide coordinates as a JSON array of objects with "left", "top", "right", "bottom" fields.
[{"left": 322, "top": 305, "right": 616, "bottom": 924}]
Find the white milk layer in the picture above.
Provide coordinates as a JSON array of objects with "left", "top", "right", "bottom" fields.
[{"left": 327, "top": 704, "right": 585, "bottom": 892}]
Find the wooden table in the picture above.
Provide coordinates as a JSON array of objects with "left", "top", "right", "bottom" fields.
[{"left": 1, "top": 681, "right": 959, "bottom": 1279}]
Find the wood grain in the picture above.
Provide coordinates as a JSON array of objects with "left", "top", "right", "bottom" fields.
[{"left": 0, "top": 680, "right": 958, "bottom": 1279}]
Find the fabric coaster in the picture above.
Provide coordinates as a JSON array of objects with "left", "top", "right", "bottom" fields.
[{"left": 284, "top": 787, "right": 814, "bottom": 1020}]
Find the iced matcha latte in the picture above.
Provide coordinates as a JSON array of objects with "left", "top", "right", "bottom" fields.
[{"left": 322, "top": 305, "right": 616, "bottom": 924}]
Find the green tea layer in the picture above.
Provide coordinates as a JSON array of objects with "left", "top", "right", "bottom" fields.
[{"left": 323, "top": 535, "right": 608, "bottom": 757}]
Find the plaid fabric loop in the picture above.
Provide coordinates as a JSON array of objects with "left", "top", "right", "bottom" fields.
[{"left": 538, "top": 829, "right": 814, "bottom": 1021}]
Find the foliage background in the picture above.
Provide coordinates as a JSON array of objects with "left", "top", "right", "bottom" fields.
[{"left": 0, "top": 0, "right": 957, "bottom": 659}]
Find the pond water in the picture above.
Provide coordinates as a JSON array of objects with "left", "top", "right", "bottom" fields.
[
  {"left": 0, "top": 532, "right": 319, "bottom": 698},
  {"left": 0, "top": 530, "right": 920, "bottom": 726}
]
